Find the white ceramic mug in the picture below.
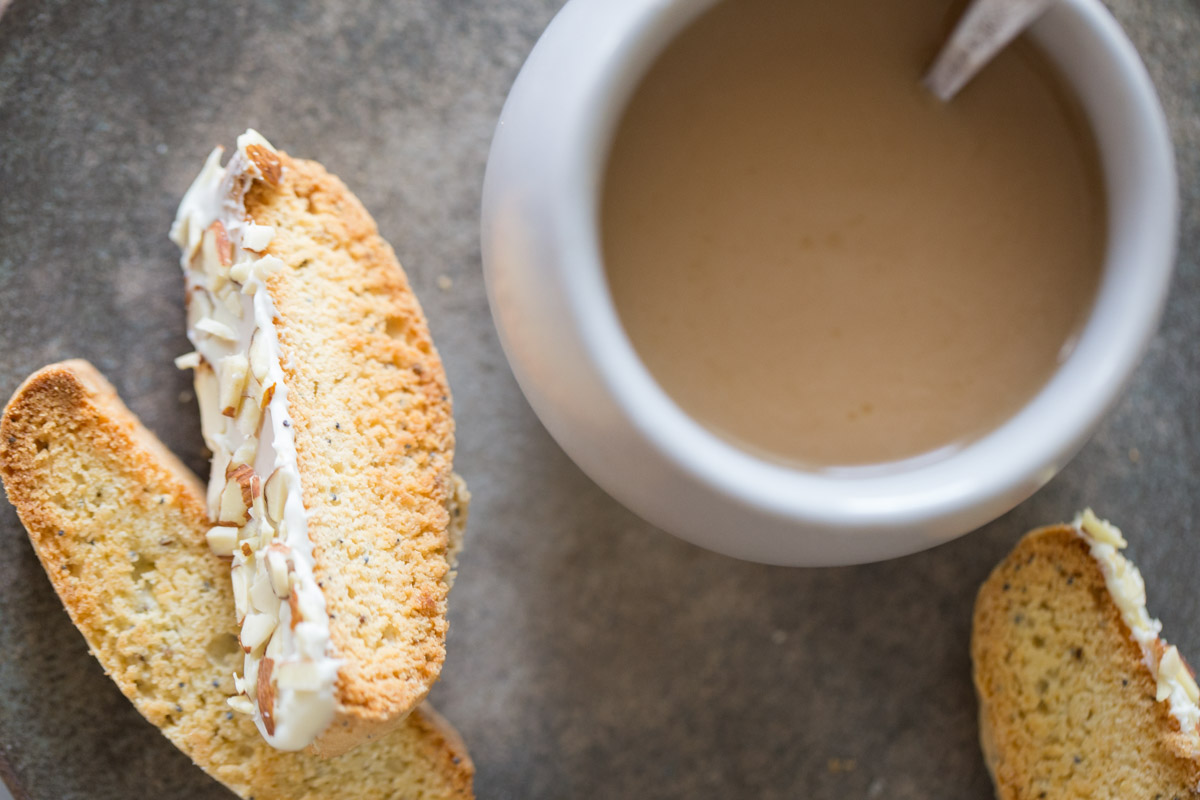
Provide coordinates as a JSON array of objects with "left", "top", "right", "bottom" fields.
[{"left": 480, "top": 0, "right": 1177, "bottom": 566}]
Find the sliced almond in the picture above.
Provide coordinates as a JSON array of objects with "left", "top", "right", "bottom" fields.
[
  {"left": 275, "top": 660, "right": 325, "bottom": 692},
  {"left": 206, "top": 448, "right": 230, "bottom": 520},
  {"left": 245, "top": 144, "right": 283, "bottom": 187},
  {"left": 296, "top": 584, "right": 323, "bottom": 625},
  {"left": 240, "top": 257, "right": 283, "bottom": 295},
  {"left": 237, "top": 129, "right": 275, "bottom": 154},
  {"left": 225, "top": 462, "right": 252, "bottom": 482},
  {"left": 238, "top": 519, "right": 259, "bottom": 542},
  {"left": 263, "top": 468, "right": 288, "bottom": 524},
  {"left": 249, "top": 331, "right": 271, "bottom": 381},
  {"left": 250, "top": 569, "right": 280, "bottom": 616},
  {"left": 288, "top": 586, "right": 302, "bottom": 630},
  {"left": 1080, "top": 508, "right": 1127, "bottom": 548},
  {"left": 236, "top": 394, "right": 262, "bottom": 437},
  {"left": 201, "top": 224, "right": 230, "bottom": 292},
  {"left": 210, "top": 220, "right": 233, "bottom": 266},
  {"left": 242, "top": 223, "right": 276, "bottom": 252},
  {"left": 265, "top": 545, "right": 291, "bottom": 598},
  {"left": 269, "top": 637, "right": 285, "bottom": 665},
  {"left": 204, "top": 525, "right": 238, "bottom": 557},
  {"left": 199, "top": 225, "right": 220, "bottom": 270},
  {"left": 1160, "top": 646, "right": 1200, "bottom": 704},
  {"left": 240, "top": 612, "right": 276, "bottom": 653},
  {"left": 174, "top": 351, "right": 202, "bottom": 371},
  {"left": 218, "top": 354, "right": 250, "bottom": 417},
  {"left": 215, "top": 282, "right": 244, "bottom": 319},
  {"left": 226, "top": 462, "right": 260, "bottom": 508},
  {"left": 187, "top": 287, "right": 214, "bottom": 330},
  {"left": 257, "top": 657, "right": 277, "bottom": 736},
  {"left": 252, "top": 254, "right": 285, "bottom": 280},
  {"left": 251, "top": 482, "right": 268, "bottom": 526},
  {"left": 260, "top": 382, "right": 276, "bottom": 409},
  {"left": 257, "top": 521, "right": 276, "bottom": 551},
  {"left": 194, "top": 363, "right": 223, "bottom": 448},
  {"left": 218, "top": 476, "right": 249, "bottom": 524},
  {"left": 230, "top": 259, "right": 253, "bottom": 284},
  {"left": 243, "top": 653, "right": 260, "bottom": 696},
  {"left": 231, "top": 563, "right": 251, "bottom": 624},
  {"left": 227, "top": 695, "right": 255, "bottom": 715},
  {"left": 195, "top": 317, "right": 238, "bottom": 342},
  {"left": 245, "top": 374, "right": 264, "bottom": 407},
  {"left": 230, "top": 435, "right": 258, "bottom": 468}
]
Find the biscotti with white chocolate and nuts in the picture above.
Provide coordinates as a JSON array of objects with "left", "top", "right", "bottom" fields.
[
  {"left": 170, "top": 131, "right": 464, "bottom": 756},
  {"left": 0, "top": 360, "right": 473, "bottom": 799},
  {"left": 973, "top": 513, "right": 1200, "bottom": 799}
]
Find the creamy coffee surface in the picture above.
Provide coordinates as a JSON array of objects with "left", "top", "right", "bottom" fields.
[{"left": 602, "top": 0, "right": 1105, "bottom": 469}]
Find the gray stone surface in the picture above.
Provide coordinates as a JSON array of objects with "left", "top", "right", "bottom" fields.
[{"left": 0, "top": 0, "right": 1196, "bottom": 798}]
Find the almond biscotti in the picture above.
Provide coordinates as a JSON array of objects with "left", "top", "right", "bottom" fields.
[
  {"left": 170, "top": 131, "right": 463, "bottom": 756},
  {"left": 0, "top": 360, "right": 473, "bottom": 800},
  {"left": 973, "top": 513, "right": 1200, "bottom": 799}
]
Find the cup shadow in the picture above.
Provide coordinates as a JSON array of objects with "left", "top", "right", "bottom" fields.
[{"left": 434, "top": 394, "right": 1079, "bottom": 799}]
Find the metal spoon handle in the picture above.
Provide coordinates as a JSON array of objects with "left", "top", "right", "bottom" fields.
[{"left": 924, "top": 0, "right": 1057, "bottom": 101}]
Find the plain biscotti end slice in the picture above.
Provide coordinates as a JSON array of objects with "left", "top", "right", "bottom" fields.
[
  {"left": 973, "top": 519, "right": 1200, "bottom": 800},
  {"left": 0, "top": 360, "right": 474, "bottom": 799}
]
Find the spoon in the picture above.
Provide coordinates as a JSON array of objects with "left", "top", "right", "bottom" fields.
[{"left": 924, "top": 0, "right": 1058, "bottom": 101}]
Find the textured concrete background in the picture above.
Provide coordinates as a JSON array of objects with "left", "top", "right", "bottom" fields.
[{"left": 0, "top": 1, "right": 1196, "bottom": 798}]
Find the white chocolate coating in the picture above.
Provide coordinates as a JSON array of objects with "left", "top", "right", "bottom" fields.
[
  {"left": 170, "top": 130, "right": 340, "bottom": 751},
  {"left": 1075, "top": 509, "right": 1200, "bottom": 755}
]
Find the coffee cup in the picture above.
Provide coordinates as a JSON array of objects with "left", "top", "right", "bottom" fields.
[{"left": 480, "top": 0, "right": 1177, "bottom": 566}]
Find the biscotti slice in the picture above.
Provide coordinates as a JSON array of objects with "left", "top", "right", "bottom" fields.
[
  {"left": 170, "top": 130, "right": 462, "bottom": 756},
  {"left": 973, "top": 512, "right": 1200, "bottom": 799},
  {"left": 0, "top": 360, "right": 473, "bottom": 799}
]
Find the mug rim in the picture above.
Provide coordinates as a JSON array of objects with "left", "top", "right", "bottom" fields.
[{"left": 555, "top": 0, "right": 1178, "bottom": 531}]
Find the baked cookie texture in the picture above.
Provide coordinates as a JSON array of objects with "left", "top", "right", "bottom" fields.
[
  {"left": 973, "top": 524, "right": 1200, "bottom": 799},
  {"left": 175, "top": 135, "right": 464, "bottom": 755},
  {"left": 0, "top": 360, "right": 474, "bottom": 799},
  {"left": 255, "top": 151, "right": 459, "bottom": 755}
]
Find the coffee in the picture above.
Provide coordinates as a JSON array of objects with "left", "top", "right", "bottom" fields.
[{"left": 601, "top": 0, "right": 1105, "bottom": 469}]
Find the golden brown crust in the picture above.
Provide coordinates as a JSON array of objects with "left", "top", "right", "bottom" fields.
[
  {"left": 243, "top": 152, "right": 457, "bottom": 754},
  {"left": 0, "top": 360, "right": 473, "bottom": 799},
  {"left": 973, "top": 525, "right": 1200, "bottom": 799},
  {"left": 0, "top": 360, "right": 210, "bottom": 650}
]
